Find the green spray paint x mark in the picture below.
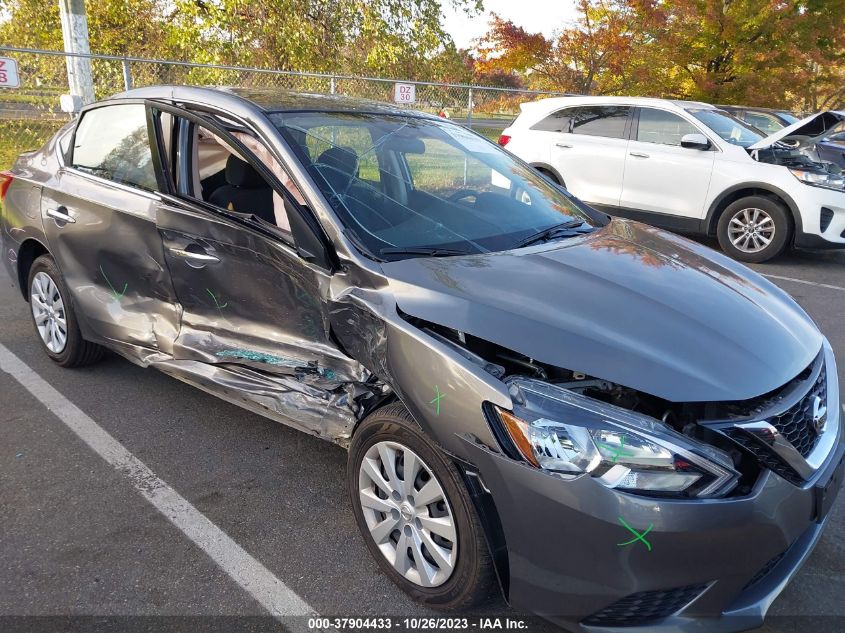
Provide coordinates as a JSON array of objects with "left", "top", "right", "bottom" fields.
[
  {"left": 598, "top": 434, "right": 635, "bottom": 464},
  {"left": 206, "top": 288, "right": 228, "bottom": 314},
  {"left": 99, "top": 264, "right": 127, "bottom": 300},
  {"left": 617, "top": 516, "right": 653, "bottom": 552},
  {"left": 430, "top": 385, "right": 445, "bottom": 415}
]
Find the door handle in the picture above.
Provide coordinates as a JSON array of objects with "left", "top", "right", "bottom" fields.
[
  {"left": 46, "top": 207, "right": 76, "bottom": 224},
  {"left": 629, "top": 152, "right": 650, "bottom": 158},
  {"left": 555, "top": 142, "right": 573, "bottom": 149},
  {"left": 168, "top": 247, "right": 220, "bottom": 266}
]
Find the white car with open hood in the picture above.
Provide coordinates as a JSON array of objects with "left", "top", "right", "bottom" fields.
[{"left": 499, "top": 96, "right": 845, "bottom": 262}]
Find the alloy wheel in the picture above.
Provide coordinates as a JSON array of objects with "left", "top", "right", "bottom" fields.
[
  {"left": 31, "top": 271, "right": 67, "bottom": 353},
  {"left": 358, "top": 440, "right": 458, "bottom": 588},
  {"left": 727, "top": 207, "right": 776, "bottom": 254}
]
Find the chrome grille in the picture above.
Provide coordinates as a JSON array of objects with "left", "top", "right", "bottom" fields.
[
  {"left": 723, "top": 429, "right": 804, "bottom": 486},
  {"left": 768, "top": 363, "right": 826, "bottom": 458},
  {"left": 715, "top": 352, "right": 829, "bottom": 485}
]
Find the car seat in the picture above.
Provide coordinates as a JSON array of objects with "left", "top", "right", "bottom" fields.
[{"left": 209, "top": 156, "right": 275, "bottom": 224}]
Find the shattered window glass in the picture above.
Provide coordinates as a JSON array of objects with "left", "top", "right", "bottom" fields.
[
  {"left": 305, "top": 124, "right": 382, "bottom": 185},
  {"left": 270, "top": 111, "right": 597, "bottom": 260}
]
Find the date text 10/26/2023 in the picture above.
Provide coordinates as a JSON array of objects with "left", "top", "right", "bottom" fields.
[{"left": 308, "top": 618, "right": 529, "bottom": 630}]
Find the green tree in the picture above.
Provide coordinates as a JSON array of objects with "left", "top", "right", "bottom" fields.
[
  {"left": 0, "top": 0, "right": 482, "bottom": 80},
  {"left": 155, "top": 0, "right": 482, "bottom": 78},
  {"left": 0, "top": 0, "right": 180, "bottom": 56}
]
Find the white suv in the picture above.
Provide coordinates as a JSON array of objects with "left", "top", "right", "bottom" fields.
[{"left": 500, "top": 96, "right": 845, "bottom": 262}]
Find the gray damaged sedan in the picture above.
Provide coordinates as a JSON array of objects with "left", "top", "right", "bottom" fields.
[{"left": 1, "top": 86, "right": 842, "bottom": 632}]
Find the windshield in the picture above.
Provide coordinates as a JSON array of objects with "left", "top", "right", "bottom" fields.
[
  {"left": 687, "top": 109, "right": 765, "bottom": 148},
  {"left": 777, "top": 112, "right": 799, "bottom": 125},
  {"left": 269, "top": 112, "right": 598, "bottom": 259}
]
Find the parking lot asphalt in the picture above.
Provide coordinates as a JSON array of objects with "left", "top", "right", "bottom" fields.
[{"left": 1, "top": 245, "right": 844, "bottom": 633}]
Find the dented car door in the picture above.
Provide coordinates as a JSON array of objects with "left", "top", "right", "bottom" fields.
[
  {"left": 40, "top": 101, "right": 180, "bottom": 360},
  {"left": 151, "top": 106, "right": 371, "bottom": 441}
]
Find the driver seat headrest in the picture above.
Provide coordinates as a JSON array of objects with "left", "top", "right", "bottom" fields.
[
  {"left": 225, "top": 155, "right": 266, "bottom": 188},
  {"left": 316, "top": 146, "right": 359, "bottom": 177}
]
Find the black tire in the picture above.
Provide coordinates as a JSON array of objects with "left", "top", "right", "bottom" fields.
[
  {"left": 716, "top": 195, "right": 791, "bottom": 263},
  {"left": 348, "top": 403, "right": 497, "bottom": 610},
  {"left": 27, "top": 254, "right": 103, "bottom": 367}
]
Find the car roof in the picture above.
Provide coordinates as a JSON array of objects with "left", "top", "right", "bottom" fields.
[
  {"left": 108, "top": 85, "right": 441, "bottom": 119},
  {"left": 524, "top": 95, "right": 715, "bottom": 112},
  {"left": 507, "top": 95, "right": 717, "bottom": 129},
  {"left": 716, "top": 104, "right": 795, "bottom": 115}
]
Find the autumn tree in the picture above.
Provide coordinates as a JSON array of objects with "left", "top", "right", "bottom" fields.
[
  {"left": 473, "top": 0, "right": 845, "bottom": 110},
  {"left": 473, "top": 14, "right": 557, "bottom": 89},
  {"left": 629, "top": 0, "right": 845, "bottom": 108},
  {"left": 473, "top": 2, "right": 654, "bottom": 95}
]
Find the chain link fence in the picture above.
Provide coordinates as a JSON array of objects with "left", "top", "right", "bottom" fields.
[{"left": 0, "top": 46, "right": 568, "bottom": 168}]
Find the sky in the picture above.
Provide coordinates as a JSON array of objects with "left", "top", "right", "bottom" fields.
[{"left": 440, "top": 0, "right": 581, "bottom": 50}]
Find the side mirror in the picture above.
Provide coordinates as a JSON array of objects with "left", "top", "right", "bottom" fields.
[{"left": 680, "top": 133, "right": 711, "bottom": 150}]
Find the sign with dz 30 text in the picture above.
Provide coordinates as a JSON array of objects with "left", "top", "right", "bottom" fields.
[{"left": 0, "top": 57, "right": 20, "bottom": 88}]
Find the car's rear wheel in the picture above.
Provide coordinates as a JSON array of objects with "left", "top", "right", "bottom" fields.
[
  {"left": 716, "top": 196, "right": 791, "bottom": 263},
  {"left": 348, "top": 403, "right": 496, "bottom": 609},
  {"left": 28, "top": 255, "right": 103, "bottom": 367}
]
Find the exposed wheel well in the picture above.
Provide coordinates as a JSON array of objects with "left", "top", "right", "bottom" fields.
[
  {"left": 16, "top": 239, "right": 49, "bottom": 300},
  {"left": 530, "top": 163, "right": 564, "bottom": 187},
  {"left": 707, "top": 188, "right": 796, "bottom": 237}
]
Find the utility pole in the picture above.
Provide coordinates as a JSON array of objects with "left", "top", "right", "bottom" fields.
[{"left": 58, "top": 0, "right": 95, "bottom": 112}]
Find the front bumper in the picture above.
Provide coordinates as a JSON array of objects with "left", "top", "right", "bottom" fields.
[
  {"left": 790, "top": 184, "right": 845, "bottom": 247},
  {"left": 459, "top": 425, "right": 844, "bottom": 632}
]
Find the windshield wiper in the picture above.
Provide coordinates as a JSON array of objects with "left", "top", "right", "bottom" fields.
[
  {"left": 515, "top": 219, "right": 587, "bottom": 248},
  {"left": 379, "top": 246, "right": 471, "bottom": 259}
]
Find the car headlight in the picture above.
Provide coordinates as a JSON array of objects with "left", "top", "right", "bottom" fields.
[
  {"left": 492, "top": 378, "right": 739, "bottom": 498},
  {"left": 788, "top": 167, "right": 845, "bottom": 191}
]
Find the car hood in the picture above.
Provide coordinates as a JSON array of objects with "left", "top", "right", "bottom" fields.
[
  {"left": 748, "top": 110, "right": 845, "bottom": 150},
  {"left": 381, "top": 220, "right": 822, "bottom": 403}
]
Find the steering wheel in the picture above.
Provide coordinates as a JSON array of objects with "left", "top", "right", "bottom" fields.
[{"left": 448, "top": 189, "right": 480, "bottom": 203}]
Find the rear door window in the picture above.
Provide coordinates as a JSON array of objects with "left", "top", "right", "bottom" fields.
[
  {"left": 569, "top": 106, "right": 631, "bottom": 139},
  {"left": 71, "top": 103, "right": 158, "bottom": 192},
  {"left": 530, "top": 107, "right": 577, "bottom": 133}
]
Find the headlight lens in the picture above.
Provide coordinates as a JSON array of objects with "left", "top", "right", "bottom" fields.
[
  {"left": 788, "top": 167, "right": 845, "bottom": 191},
  {"left": 494, "top": 379, "right": 739, "bottom": 498}
]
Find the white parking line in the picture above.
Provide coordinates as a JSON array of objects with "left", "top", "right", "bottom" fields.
[
  {"left": 762, "top": 273, "right": 845, "bottom": 293},
  {"left": 0, "top": 342, "right": 316, "bottom": 623}
]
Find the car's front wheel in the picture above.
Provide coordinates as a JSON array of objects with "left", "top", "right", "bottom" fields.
[
  {"left": 348, "top": 403, "right": 496, "bottom": 609},
  {"left": 716, "top": 196, "right": 791, "bottom": 263},
  {"left": 28, "top": 254, "right": 103, "bottom": 367}
]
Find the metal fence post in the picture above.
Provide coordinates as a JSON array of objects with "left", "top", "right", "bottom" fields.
[
  {"left": 122, "top": 58, "right": 132, "bottom": 91},
  {"left": 330, "top": 75, "right": 336, "bottom": 94},
  {"left": 467, "top": 87, "right": 473, "bottom": 129}
]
